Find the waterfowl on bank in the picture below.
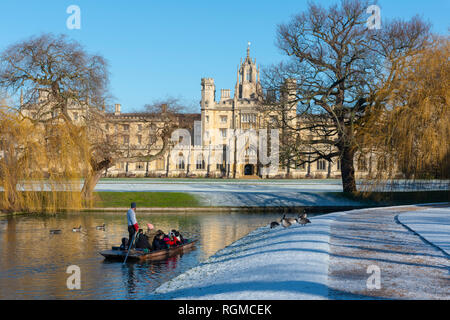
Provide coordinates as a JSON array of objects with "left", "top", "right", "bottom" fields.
[
  {"left": 72, "top": 226, "right": 82, "bottom": 232},
  {"left": 270, "top": 221, "right": 280, "bottom": 229},
  {"left": 298, "top": 217, "right": 311, "bottom": 226},
  {"left": 286, "top": 216, "right": 298, "bottom": 225},
  {"left": 96, "top": 224, "right": 106, "bottom": 230},
  {"left": 50, "top": 229, "right": 62, "bottom": 235},
  {"left": 281, "top": 215, "right": 292, "bottom": 228}
]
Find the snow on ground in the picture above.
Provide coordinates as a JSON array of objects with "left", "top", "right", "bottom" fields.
[
  {"left": 397, "top": 207, "right": 450, "bottom": 256},
  {"left": 328, "top": 205, "right": 450, "bottom": 299},
  {"left": 194, "top": 191, "right": 361, "bottom": 207},
  {"left": 153, "top": 211, "right": 347, "bottom": 300},
  {"left": 94, "top": 180, "right": 343, "bottom": 193},
  {"left": 153, "top": 205, "right": 450, "bottom": 300}
]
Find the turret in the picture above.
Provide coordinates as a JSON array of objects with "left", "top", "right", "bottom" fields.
[
  {"left": 281, "top": 78, "right": 297, "bottom": 102},
  {"left": 281, "top": 78, "right": 298, "bottom": 127},
  {"left": 201, "top": 78, "right": 215, "bottom": 108}
]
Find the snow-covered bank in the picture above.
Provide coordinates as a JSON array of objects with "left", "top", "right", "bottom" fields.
[
  {"left": 328, "top": 205, "right": 450, "bottom": 299},
  {"left": 153, "top": 204, "right": 450, "bottom": 300},
  {"left": 398, "top": 207, "right": 450, "bottom": 256},
  {"left": 195, "top": 191, "right": 361, "bottom": 207},
  {"left": 153, "top": 211, "right": 348, "bottom": 300}
]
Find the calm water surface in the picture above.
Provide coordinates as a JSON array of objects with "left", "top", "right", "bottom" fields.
[{"left": 0, "top": 211, "right": 306, "bottom": 299}]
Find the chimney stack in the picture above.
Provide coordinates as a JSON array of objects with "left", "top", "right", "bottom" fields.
[
  {"left": 114, "top": 104, "right": 121, "bottom": 115},
  {"left": 220, "top": 89, "right": 231, "bottom": 101},
  {"left": 162, "top": 104, "right": 168, "bottom": 113}
]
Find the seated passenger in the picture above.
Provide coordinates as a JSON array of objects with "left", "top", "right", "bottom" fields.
[
  {"left": 152, "top": 231, "right": 167, "bottom": 251},
  {"left": 145, "top": 223, "right": 157, "bottom": 240},
  {"left": 176, "top": 230, "right": 185, "bottom": 244},
  {"left": 163, "top": 232, "right": 177, "bottom": 247},
  {"left": 171, "top": 230, "right": 184, "bottom": 245},
  {"left": 135, "top": 229, "right": 152, "bottom": 250},
  {"left": 120, "top": 237, "right": 129, "bottom": 251}
]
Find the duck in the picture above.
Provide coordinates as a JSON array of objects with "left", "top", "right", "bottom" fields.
[
  {"left": 50, "top": 229, "right": 62, "bottom": 235},
  {"left": 281, "top": 215, "right": 292, "bottom": 228},
  {"left": 270, "top": 221, "right": 280, "bottom": 229},
  {"left": 72, "top": 225, "right": 82, "bottom": 232},
  {"left": 96, "top": 224, "right": 106, "bottom": 230}
]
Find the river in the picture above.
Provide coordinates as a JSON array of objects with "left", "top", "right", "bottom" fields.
[{"left": 0, "top": 211, "right": 309, "bottom": 299}]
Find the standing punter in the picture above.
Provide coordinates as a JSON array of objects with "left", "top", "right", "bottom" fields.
[{"left": 127, "top": 202, "right": 139, "bottom": 250}]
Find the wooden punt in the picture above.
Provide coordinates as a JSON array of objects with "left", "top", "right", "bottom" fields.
[{"left": 100, "top": 239, "right": 198, "bottom": 262}]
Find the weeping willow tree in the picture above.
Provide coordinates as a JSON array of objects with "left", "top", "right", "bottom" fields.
[
  {"left": 0, "top": 33, "right": 110, "bottom": 206},
  {"left": 361, "top": 37, "right": 450, "bottom": 186},
  {"left": 0, "top": 103, "right": 90, "bottom": 213}
]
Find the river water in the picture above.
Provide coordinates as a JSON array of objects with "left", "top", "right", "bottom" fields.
[{"left": 0, "top": 211, "right": 304, "bottom": 299}]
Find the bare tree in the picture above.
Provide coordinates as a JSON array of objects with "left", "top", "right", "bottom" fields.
[
  {"left": 0, "top": 33, "right": 111, "bottom": 203},
  {"left": 0, "top": 34, "right": 199, "bottom": 204},
  {"left": 0, "top": 33, "right": 109, "bottom": 121},
  {"left": 261, "top": 0, "right": 431, "bottom": 192}
]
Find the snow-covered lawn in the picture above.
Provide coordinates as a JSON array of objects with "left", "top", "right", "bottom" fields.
[
  {"left": 194, "top": 191, "right": 361, "bottom": 207},
  {"left": 397, "top": 207, "right": 450, "bottom": 256},
  {"left": 153, "top": 211, "right": 347, "bottom": 300}
]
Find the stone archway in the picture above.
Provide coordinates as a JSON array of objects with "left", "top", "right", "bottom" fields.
[{"left": 244, "top": 164, "right": 254, "bottom": 176}]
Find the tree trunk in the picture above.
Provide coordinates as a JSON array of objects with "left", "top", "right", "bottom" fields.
[
  {"left": 81, "top": 170, "right": 103, "bottom": 204},
  {"left": 340, "top": 146, "right": 357, "bottom": 193},
  {"left": 81, "top": 158, "right": 112, "bottom": 204}
]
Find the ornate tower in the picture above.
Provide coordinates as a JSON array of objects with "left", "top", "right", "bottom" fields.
[{"left": 234, "top": 43, "right": 261, "bottom": 100}]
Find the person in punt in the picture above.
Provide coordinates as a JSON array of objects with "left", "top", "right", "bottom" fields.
[
  {"left": 135, "top": 229, "right": 152, "bottom": 250},
  {"left": 162, "top": 232, "right": 178, "bottom": 247},
  {"left": 152, "top": 230, "right": 167, "bottom": 251},
  {"left": 126, "top": 202, "right": 139, "bottom": 250}
]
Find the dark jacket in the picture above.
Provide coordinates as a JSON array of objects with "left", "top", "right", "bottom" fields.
[
  {"left": 152, "top": 236, "right": 167, "bottom": 251},
  {"left": 135, "top": 233, "right": 152, "bottom": 250}
]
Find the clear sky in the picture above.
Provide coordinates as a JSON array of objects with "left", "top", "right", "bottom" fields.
[{"left": 0, "top": 0, "right": 448, "bottom": 113}]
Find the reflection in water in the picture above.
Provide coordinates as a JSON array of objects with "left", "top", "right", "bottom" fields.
[{"left": 0, "top": 211, "right": 301, "bottom": 299}]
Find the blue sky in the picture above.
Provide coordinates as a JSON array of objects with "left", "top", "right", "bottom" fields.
[{"left": 0, "top": 0, "right": 448, "bottom": 113}]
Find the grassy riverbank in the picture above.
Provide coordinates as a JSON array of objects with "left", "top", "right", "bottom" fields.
[{"left": 0, "top": 191, "right": 201, "bottom": 215}]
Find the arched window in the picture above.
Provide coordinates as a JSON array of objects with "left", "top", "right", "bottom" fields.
[
  {"left": 196, "top": 154, "right": 205, "bottom": 170},
  {"left": 317, "top": 160, "right": 327, "bottom": 171},
  {"left": 177, "top": 152, "right": 185, "bottom": 170}
]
